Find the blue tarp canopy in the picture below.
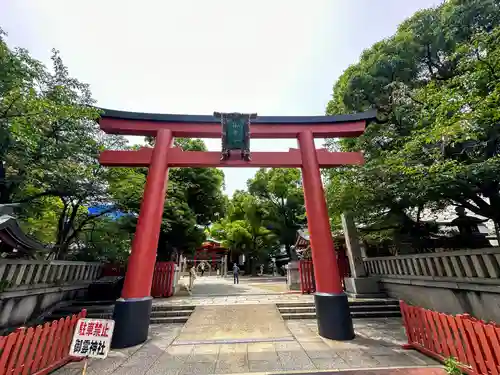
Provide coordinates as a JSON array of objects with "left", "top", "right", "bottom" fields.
[{"left": 87, "top": 205, "right": 127, "bottom": 219}]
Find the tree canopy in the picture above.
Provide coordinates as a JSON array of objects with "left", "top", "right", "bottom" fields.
[
  {"left": 324, "top": 0, "right": 500, "bottom": 252},
  {"left": 0, "top": 28, "right": 131, "bottom": 258},
  {"left": 247, "top": 168, "right": 305, "bottom": 259},
  {"left": 0, "top": 29, "right": 226, "bottom": 261},
  {"left": 109, "top": 138, "right": 226, "bottom": 261},
  {"left": 210, "top": 190, "right": 279, "bottom": 274}
]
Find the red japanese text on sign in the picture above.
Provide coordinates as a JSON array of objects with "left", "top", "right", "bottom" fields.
[{"left": 77, "top": 320, "right": 111, "bottom": 338}]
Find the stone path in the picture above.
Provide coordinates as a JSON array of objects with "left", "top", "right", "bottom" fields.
[
  {"left": 174, "top": 305, "right": 291, "bottom": 343},
  {"left": 154, "top": 276, "right": 314, "bottom": 306},
  {"left": 54, "top": 277, "right": 443, "bottom": 375}
]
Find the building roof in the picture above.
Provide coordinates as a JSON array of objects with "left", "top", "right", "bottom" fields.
[{"left": 0, "top": 215, "right": 48, "bottom": 258}]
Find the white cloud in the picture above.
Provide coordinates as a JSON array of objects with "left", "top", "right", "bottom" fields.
[{"left": 1, "top": 0, "right": 440, "bottom": 195}]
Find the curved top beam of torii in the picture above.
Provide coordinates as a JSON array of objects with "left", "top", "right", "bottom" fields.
[{"left": 97, "top": 108, "right": 377, "bottom": 138}]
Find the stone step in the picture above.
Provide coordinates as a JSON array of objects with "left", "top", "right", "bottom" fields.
[
  {"left": 150, "top": 317, "right": 190, "bottom": 324},
  {"left": 276, "top": 299, "right": 400, "bottom": 308},
  {"left": 278, "top": 304, "right": 400, "bottom": 314},
  {"left": 278, "top": 307, "right": 316, "bottom": 314},
  {"left": 150, "top": 310, "right": 194, "bottom": 318},
  {"left": 55, "top": 303, "right": 195, "bottom": 315},
  {"left": 152, "top": 305, "right": 196, "bottom": 312},
  {"left": 47, "top": 306, "right": 195, "bottom": 323},
  {"left": 57, "top": 306, "right": 114, "bottom": 314},
  {"left": 86, "top": 312, "right": 114, "bottom": 319},
  {"left": 281, "top": 310, "right": 402, "bottom": 320},
  {"left": 70, "top": 300, "right": 116, "bottom": 306}
]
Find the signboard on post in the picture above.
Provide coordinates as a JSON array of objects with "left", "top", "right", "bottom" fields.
[{"left": 69, "top": 318, "right": 115, "bottom": 359}]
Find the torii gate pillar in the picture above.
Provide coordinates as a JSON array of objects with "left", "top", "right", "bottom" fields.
[
  {"left": 299, "top": 130, "right": 354, "bottom": 340},
  {"left": 111, "top": 129, "right": 173, "bottom": 348}
]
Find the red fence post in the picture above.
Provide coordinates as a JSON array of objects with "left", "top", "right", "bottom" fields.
[
  {"left": 398, "top": 301, "right": 500, "bottom": 375},
  {"left": 0, "top": 309, "right": 86, "bottom": 375},
  {"left": 151, "top": 262, "right": 176, "bottom": 298},
  {"left": 299, "top": 260, "right": 305, "bottom": 294},
  {"left": 165, "top": 262, "right": 172, "bottom": 297},
  {"left": 298, "top": 260, "right": 315, "bottom": 294}
]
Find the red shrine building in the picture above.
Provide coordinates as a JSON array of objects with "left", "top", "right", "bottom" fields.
[{"left": 180, "top": 238, "right": 229, "bottom": 276}]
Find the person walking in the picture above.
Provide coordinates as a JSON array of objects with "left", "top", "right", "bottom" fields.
[
  {"left": 233, "top": 263, "right": 240, "bottom": 284},
  {"left": 188, "top": 265, "right": 197, "bottom": 293},
  {"left": 200, "top": 262, "right": 205, "bottom": 276}
]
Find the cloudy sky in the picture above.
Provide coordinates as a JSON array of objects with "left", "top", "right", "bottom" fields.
[{"left": 1, "top": 0, "right": 440, "bottom": 196}]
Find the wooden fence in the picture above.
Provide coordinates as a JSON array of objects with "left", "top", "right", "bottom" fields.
[
  {"left": 151, "top": 262, "right": 176, "bottom": 298},
  {"left": 0, "top": 310, "right": 86, "bottom": 375},
  {"left": 400, "top": 301, "right": 500, "bottom": 375},
  {"left": 299, "top": 260, "right": 315, "bottom": 294}
]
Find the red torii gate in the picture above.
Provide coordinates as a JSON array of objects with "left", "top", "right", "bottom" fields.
[{"left": 98, "top": 108, "right": 376, "bottom": 348}]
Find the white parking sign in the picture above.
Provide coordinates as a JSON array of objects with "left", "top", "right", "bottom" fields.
[{"left": 69, "top": 318, "right": 115, "bottom": 359}]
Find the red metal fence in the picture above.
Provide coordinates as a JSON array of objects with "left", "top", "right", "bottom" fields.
[
  {"left": 299, "top": 260, "right": 315, "bottom": 294},
  {"left": 151, "top": 261, "right": 176, "bottom": 298},
  {"left": 0, "top": 310, "right": 86, "bottom": 375},
  {"left": 400, "top": 301, "right": 500, "bottom": 375},
  {"left": 102, "top": 263, "right": 127, "bottom": 277}
]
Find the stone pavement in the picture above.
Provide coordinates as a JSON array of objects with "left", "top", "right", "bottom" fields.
[
  {"left": 54, "top": 276, "right": 443, "bottom": 375},
  {"left": 154, "top": 276, "right": 315, "bottom": 306},
  {"left": 174, "top": 304, "right": 291, "bottom": 342}
]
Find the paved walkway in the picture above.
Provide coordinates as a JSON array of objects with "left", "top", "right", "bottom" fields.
[
  {"left": 55, "top": 277, "right": 443, "bottom": 375},
  {"left": 175, "top": 304, "right": 291, "bottom": 343},
  {"left": 153, "top": 276, "right": 389, "bottom": 306}
]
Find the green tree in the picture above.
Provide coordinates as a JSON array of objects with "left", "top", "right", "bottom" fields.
[
  {"left": 72, "top": 216, "right": 133, "bottom": 263},
  {"left": 111, "top": 139, "right": 225, "bottom": 260},
  {"left": 247, "top": 168, "right": 305, "bottom": 259},
  {"left": 1, "top": 29, "right": 128, "bottom": 257},
  {"left": 210, "top": 191, "right": 278, "bottom": 274},
  {"left": 324, "top": 0, "right": 500, "bottom": 250}
]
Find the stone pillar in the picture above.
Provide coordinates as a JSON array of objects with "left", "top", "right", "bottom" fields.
[
  {"left": 341, "top": 213, "right": 384, "bottom": 298},
  {"left": 224, "top": 255, "right": 228, "bottom": 277},
  {"left": 172, "top": 265, "right": 181, "bottom": 295},
  {"left": 286, "top": 261, "right": 301, "bottom": 291},
  {"left": 298, "top": 130, "right": 354, "bottom": 341}
]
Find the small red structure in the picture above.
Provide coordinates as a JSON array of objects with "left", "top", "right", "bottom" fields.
[
  {"left": 0, "top": 310, "right": 86, "bottom": 375},
  {"left": 98, "top": 108, "right": 376, "bottom": 348},
  {"left": 299, "top": 260, "right": 315, "bottom": 294},
  {"left": 400, "top": 301, "right": 500, "bottom": 375},
  {"left": 294, "top": 230, "right": 351, "bottom": 291},
  {"left": 193, "top": 238, "right": 227, "bottom": 271},
  {"left": 151, "top": 262, "right": 176, "bottom": 298}
]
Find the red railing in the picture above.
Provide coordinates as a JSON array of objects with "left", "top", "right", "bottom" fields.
[
  {"left": 101, "top": 263, "right": 127, "bottom": 277},
  {"left": 0, "top": 310, "right": 86, "bottom": 375},
  {"left": 299, "top": 260, "right": 315, "bottom": 294},
  {"left": 151, "top": 261, "right": 176, "bottom": 298},
  {"left": 400, "top": 301, "right": 500, "bottom": 375}
]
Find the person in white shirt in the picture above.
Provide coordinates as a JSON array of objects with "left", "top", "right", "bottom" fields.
[{"left": 189, "top": 266, "right": 197, "bottom": 292}]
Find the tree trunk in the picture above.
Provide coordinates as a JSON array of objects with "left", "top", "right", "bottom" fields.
[
  {"left": 487, "top": 192, "right": 500, "bottom": 244},
  {"left": 0, "top": 161, "right": 11, "bottom": 204}
]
